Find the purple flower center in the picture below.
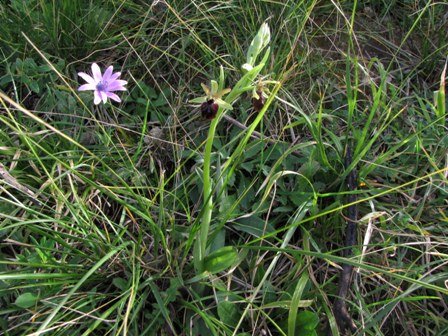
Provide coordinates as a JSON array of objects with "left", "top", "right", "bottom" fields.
[{"left": 96, "top": 81, "right": 108, "bottom": 92}]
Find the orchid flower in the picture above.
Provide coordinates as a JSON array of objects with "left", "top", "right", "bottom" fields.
[{"left": 190, "top": 80, "right": 232, "bottom": 119}]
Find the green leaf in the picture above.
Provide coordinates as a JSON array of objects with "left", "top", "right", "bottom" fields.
[
  {"left": 112, "top": 277, "right": 128, "bottom": 291},
  {"left": 288, "top": 272, "right": 309, "bottom": 336},
  {"left": 203, "top": 246, "right": 237, "bottom": 274},
  {"left": 296, "top": 311, "right": 319, "bottom": 332},
  {"left": 434, "top": 60, "right": 446, "bottom": 126},
  {"left": 15, "top": 58, "right": 23, "bottom": 69},
  {"left": 23, "top": 58, "right": 38, "bottom": 72},
  {"left": 298, "top": 160, "right": 320, "bottom": 179},
  {"left": 15, "top": 292, "right": 38, "bottom": 309},
  {"left": 38, "top": 64, "right": 52, "bottom": 72},
  {"left": 0, "top": 75, "right": 13, "bottom": 87},
  {"left": 232, "top": 216, "right": 275, "bottom": 237},
  {"left": 217, "top": 300, "right": 240, "bottom": 328},
  {"left": 165, "top": 277, "right": 182, "bottom": 303},
  {"left": 209, "top": 228, "right": 226, "bottom": 255}
]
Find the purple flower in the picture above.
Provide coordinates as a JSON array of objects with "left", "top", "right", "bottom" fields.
[{"left": 78, "top": 63, "right": 127, "bottom": 105}]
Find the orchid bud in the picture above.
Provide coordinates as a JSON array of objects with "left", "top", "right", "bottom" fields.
[{"left": 244, "top": 23, "right": 271, "bottom": 70}]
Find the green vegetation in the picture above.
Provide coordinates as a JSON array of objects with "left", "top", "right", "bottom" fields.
[{"left": 0, "top": 1, "right": 447, "bottom": 335}]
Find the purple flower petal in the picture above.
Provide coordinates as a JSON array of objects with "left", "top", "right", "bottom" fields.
[
  {"left": 78, "top": 83, "right": 96, "bottom": 91},
  {"left": 116, "top": 79, "right": 128, "bottom": 86},
  {"left": 107, "top": 82, "right": 127, "bottom": 91},
  {"left": 110, "top": 72, "right": 121, "bottom": 81},
  {"left": 103, "top": 66, "right": 113, "bottom": 82},
  {"left": 92, "top": 63, "right": 102, "bottom": 83},
  {"left": 78, "top": 72, "right": 95, "bottom": 85},
  {"left": 100, "top": 91, "right": 108, "bottom": 104},
  {"left": 94, "top": 91, "right": 102, "bottom": 105},
  {"left": 106, "top": 92, "right": 121, "bottom": 103}
]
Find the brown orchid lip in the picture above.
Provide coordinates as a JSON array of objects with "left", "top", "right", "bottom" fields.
[
  {"left": 200, "top": 99, "right": 219, "bottom": 119},
  {"left": 251, "top": 90, "right": 266, "bottom": 112}
]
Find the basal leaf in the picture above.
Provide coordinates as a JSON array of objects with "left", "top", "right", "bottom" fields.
[
  {"left": 15, "top": 292, "right": 38, "bottom": 309},
  {"left": 203, "top": 246, "right": 237, "bottom": 274}
]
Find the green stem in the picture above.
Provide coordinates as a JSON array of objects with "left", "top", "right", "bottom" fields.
[{"left": 196, "top": 114, "right": 219, "bottom": 273}]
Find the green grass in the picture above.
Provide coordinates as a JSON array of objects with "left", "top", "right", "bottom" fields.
[{"left": 0, "top": 0, "right": 447, "bottom": 335}]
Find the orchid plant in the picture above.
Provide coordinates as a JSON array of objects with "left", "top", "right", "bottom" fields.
[{"left": 191, "top": 23, "right": 281, "bottom": 275}]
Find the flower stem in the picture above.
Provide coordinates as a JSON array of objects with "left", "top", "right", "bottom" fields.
[{"left": 195, "top": 113, "right": 219, "bottom": 273}]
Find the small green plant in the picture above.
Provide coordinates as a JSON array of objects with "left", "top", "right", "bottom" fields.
[
  {"left": 433, "top": 60, "right": 446, "bottom": 127},
  {"left": 0, "top": 57, "right": 64, "bottom": 97}
]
